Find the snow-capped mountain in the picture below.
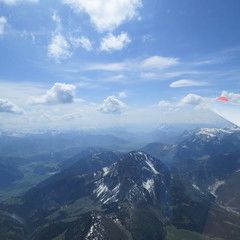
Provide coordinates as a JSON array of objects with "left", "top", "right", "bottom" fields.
[
  {"left": 142, "top": 127, "right": 240, "bottom": 216},
  {"left": 92, "top": 151, "right": 171, "bottom": 207},
  {"left": 4, "top": 151, "right": 171, "bottom": 240},
  {"left": 175, "top": 127, "right": 240, "bottom": 161},
  {"left": 171, "top": 128, "right": 240, "bottom": 217},
  {"left": 181, "top": 127, "right": 240, "bottom": 143}
]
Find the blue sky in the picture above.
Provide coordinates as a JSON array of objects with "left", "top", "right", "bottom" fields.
[{"left": 0, "top": 0, "right": 240, "bottom": 131}]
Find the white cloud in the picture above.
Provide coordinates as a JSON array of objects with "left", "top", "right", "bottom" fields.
[
  {"left": 30, "top": 83, "right": 76, "bottom": 105},
  {"left": 83, "top": 55, "right": 179, "bottom": 73},
  {"left": 100, "top": 32, "right": 131, "bottom": 52},
  {"left": 158, "top": 93, "right": 210, "bottom": 112},
  {"left": 47, "top": 14, "right": 72, "bottom": 61},
  {"left": 0, "top": 99, "right": 23, "bottom": 114},
  {"left": 0, "top": 16, "right": 7, "bottom": 35},
  {"left": 170, "top": 79, "right": 209, "bottom": 88},
  {"left": 179, "top": 93, "right": 205, "bottom": 106},
  {"left": 141, "top": 56, "right": 179, "bottom": 69},
  {"left": 63, "top": 0, "right": 142, "bottom": 32},
  {"left": 70, "top": 36, "right": 93, "bottom": 51},
  {"left": 99, "top": 95, "right": 126, "bottom": 114},
  {"left": 86, "top": 62, "right": 127, "bottom": 71},
  {"left": 48, "top": 34, "right": 71, "bottom": 61},
  {"left": 49, "top": 13, "right": 93, "bottom": 61}
]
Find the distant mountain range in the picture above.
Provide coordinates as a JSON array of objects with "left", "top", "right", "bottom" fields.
[
  {"left": 0, "top": 127, "right": 240, "bottom": 239},
  {"left": 0, "top": 132, "right": 129, "bottom": 157}
]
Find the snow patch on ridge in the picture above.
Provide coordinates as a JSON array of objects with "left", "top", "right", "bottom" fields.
[
  {"left": 102, "top": 184, "right": 120, "bottom": 204},
  {"left": 192, "top": 184, "right": 200, "bottom": 191},
  {"left": 143, "top": 179, "right": 154, "bottom": 193},
  {"left": 94, "top": 183, "right": 109, "bottom": 197},
  {"left": 208, "top": 180, "right": 225, "bottom": 197},
  {"left": 85, "top": 214, "right": 104, "bottom": 240},
  {"left": 145, "top": 159, "right": 159, "bottom": 175},
  {"left": 102, "top": 167, "right": 110, "bottom": 176}
]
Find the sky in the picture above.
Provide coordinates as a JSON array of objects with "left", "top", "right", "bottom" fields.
[{"left": 0, "top": 0, "right": 240, "bottom": 131}]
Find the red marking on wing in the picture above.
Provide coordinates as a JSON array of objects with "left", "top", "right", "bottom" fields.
[{"left": 217, "top": 96, "right": 229, "bottom": 103}]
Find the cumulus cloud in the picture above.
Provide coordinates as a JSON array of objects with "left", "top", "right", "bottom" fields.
[
  {"left": 0, "top": 16, "right": 7, "bottom": 35},
  {"left": 170, "top": 79, "right": 209, "bottom": 88},
  {"left": 63, "top": 0, "right": 142, "bottom": 32},
  {"left": 0, "top": 99, "right": 23, "bottom": 114},
  {"left": 70, "top": 36, "right": 93, "bottom": 51},
  {"left": 48, "top": 34, "right": 71, "bottom": 61},
  {"left": 99, "top": 95, "right": 126, "bottom": 114},
  {"left": 30, "top": 83, "right": 76, "bottom": 105},
  {"left": 100, "top": 32, "right": 131, "bottom": 52},
  {"left": 0, "top": 0, "right": 38, "bottom": 5},
  {"left": 141, "top": 56, "right": 179, "bottom": 69},
  {"left": 179, "top": 93, "right": 205, "bottom": 106},
  {"left": 158, "top": 93, "right": 210, "bottom": 112}
]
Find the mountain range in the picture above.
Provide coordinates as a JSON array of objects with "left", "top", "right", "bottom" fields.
[{"left": 0, "top": 127, "right": 240, "bottom": 239}]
